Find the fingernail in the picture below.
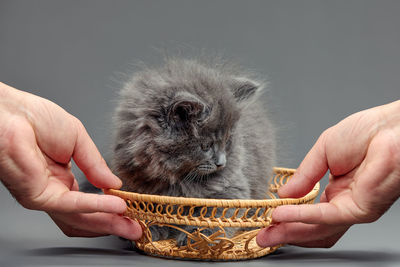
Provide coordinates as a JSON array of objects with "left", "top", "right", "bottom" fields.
[
  {"left": 277, "top": 184, "right": 291, "bottom": 198},
  {"left": 110, "top": 173, "right": 123, "bottom": 189},
  {"left": 125, "top": 217, "right": 143, "bottom": 241},
  {"left": 256, "top": 227, "right": 271, "bottom": 247}
]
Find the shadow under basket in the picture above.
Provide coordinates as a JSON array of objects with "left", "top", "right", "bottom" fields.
[{"left": 104, "top": 167, "right": 320, "bottom": 261}]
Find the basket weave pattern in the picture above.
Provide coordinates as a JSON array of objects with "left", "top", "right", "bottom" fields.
[{"left": 105, "top": 167, "right": 320, "bottom": 260}]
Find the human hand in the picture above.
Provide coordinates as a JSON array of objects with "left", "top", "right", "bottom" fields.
[
  {"left": 0, "top": 82, "right": 142, "bottom": 240},
  {"left": 257, "top": 100, "right": 400, "bottom": 248}
]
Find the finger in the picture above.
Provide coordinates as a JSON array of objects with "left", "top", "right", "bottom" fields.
[
  {"left": 49, "top": 214, "right": 105, "bottom": 237},
  {"left": 272, "top": 203, "right": 347, "bottom": 225},
  {"left": 72, "top": 119, "right": 122, "bottom": 189},
  {"left": 71, "top": 178, "right": 79, "bottom": 191},
  {"left": 256, "top": 222, "right": 349, "bottom": 248},
  {"left": 45, "top": 191, "right": 127, "bottom": 214},
  {"left": 43, "top": 154, "right": 77, "bottom": 190},
  {"left": 278, "top": 132, "right": 329, "bottom": 198},
  {"left": 293, "top": 230, "right": 348, "bottom": 248},
  {"left": 49, "top": 212, "right": 142, "bottom": 240},
  {"left": 320, "top": 190, "right": 327, "bottom": 203}
]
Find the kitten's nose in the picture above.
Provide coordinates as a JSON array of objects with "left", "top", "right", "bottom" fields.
[{"left": 216, "top": 152, "right": 226, "bottom": 168}]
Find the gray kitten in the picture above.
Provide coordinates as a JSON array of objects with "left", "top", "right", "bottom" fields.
[{"left": 112, "top": 58, "right": 276, "bottom": 245}]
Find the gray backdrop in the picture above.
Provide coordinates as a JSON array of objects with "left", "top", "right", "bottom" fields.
[{"left": 0, "top": 1, "right": 399, "bottom": 266}]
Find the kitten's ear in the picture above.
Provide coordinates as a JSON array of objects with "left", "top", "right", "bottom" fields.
[
  {"left": 231, "top": 77, "right": 262, "bottom": 103},
  {"left": 168, "top": 92, "right": 209, "bottom": 128}
]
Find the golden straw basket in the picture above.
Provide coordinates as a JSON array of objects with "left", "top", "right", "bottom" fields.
[{"left": 104, "top": 167, "right": 319, "bottom": 261}]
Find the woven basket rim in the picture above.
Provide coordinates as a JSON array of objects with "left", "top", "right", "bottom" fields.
[{"left": 104, "top": 167, "right": 320, "bottom": 208}]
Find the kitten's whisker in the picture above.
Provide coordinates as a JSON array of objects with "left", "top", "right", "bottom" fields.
[
  {"left": 190, "top": 172, "right": 199, "bottom": 184},
  {"left": 191, "top": 173, "right": 199, "bottom": 184},
  {"left": 181, "top": 170, "right": 197, "bottom": 185}
]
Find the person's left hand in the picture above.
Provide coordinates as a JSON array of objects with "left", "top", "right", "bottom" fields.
[{"left": 0, "top": 82, "right": 142, "bottom": 240}]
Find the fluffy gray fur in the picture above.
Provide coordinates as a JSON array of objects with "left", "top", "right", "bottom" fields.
[{"left": 112, "top": 58, "right": 276, "bottom": 245}]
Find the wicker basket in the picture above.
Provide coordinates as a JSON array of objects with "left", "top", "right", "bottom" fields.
[{"left": 104, "top": 167, "right": 319, "bottom": 260}]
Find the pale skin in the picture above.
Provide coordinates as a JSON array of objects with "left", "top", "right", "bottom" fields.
[
  {"left": 0, "top": 82, "right": 142, "bottom": 240},
  {"left": 257, "top": 99, "right": 400, "bottom": 248}
]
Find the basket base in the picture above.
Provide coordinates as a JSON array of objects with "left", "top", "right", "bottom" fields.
[{"left": 133, "top": 232, "right": 282, "bottom": 261}]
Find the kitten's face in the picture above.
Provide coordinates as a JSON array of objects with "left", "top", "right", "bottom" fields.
[
  {"left": 155, "top": 94, "right": 239, "bottom": 182},
  {"left": 177, "top": 131, "right": 233, "bottom": 179},
  {"left": 197, "top": 136, "right": 230, "bottom": 175}
]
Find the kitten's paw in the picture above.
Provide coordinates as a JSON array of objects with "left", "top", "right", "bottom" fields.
[
  {"left": 176, "top": 231, "right": 190, "bottom": 247},
  {"left": 149, "top": 225, "right": 169, "bottom": 241}
]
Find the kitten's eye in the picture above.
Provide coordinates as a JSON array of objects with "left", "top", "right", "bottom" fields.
[
  {"left": 226, "top": 136, "right": 232, "bottom": 148},
  {"left": 201, "top": 142, "right": 212, "bottom": 151},
  {"left": 226, "top": 139, "right": 232, "bottom": 148}
]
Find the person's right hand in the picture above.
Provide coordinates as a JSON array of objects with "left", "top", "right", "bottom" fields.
[
  {"left": 257, "top": 100, "right": 400, "bottom": 248},
  {"left": 0, "top": 82, "right": 142, "bottom": 240}
]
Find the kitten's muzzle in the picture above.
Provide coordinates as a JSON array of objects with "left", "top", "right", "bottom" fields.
[
  {"left": 197, "top": 152, "right": 226, "bottom": 175},
  {"left": 215, "top": 152, "right": 226, "bottom": 169}
]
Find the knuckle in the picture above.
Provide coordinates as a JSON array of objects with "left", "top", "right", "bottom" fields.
[
  {"left": 320, "top": 128, "right": 330, "bottom": 140},
  {"left": 72, "top": 116, "right": 86, "bottom": 133},
  {"left": 315, "top": 130, "right": 329, "bottom": 154},
  {"left": 278, "top": 223, "right": 290, "bottom": 243},
  {"left": 319, "top": 127, "right": 334, "bottom": 145},
  {"left": 108, "top": 214, "right": 120, "bottom": 235},
  {"left": 95, "top": 197, "right": 102, "bottom": 211},
  {"left": 68, "top": 115, "right": 85, "bottom": 141}
]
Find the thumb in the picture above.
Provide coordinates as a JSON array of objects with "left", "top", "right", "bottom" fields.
[
  {"left": 72, "top": 120, "right": 122, "bottom": 189},
  {"left": 279, "top": 132, "right": 328, "bottom": 198}
]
